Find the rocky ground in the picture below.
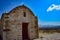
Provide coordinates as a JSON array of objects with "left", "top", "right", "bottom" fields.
[{"left": 34, "top": 32, "right": 60, "bottom": 40}]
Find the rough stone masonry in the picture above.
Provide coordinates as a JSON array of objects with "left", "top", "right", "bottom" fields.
[{"left": 1, "top": 5, "right": 39, "bottom": 40}]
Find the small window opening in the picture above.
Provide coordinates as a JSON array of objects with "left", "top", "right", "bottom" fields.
[{"left": 24, "top": 12, "right": 26, "bottom": 17}]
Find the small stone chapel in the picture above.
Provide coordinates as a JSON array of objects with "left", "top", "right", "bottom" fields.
[{"left": 1, "top": 5, "right": 39, "bottom": 40}]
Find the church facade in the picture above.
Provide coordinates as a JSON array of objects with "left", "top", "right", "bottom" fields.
[{"left": 1, "top": 5, "right": 38, "bottom": 40}]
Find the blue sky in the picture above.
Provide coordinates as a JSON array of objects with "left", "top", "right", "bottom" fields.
[{"left": 0, "top": 0, "right": 60, "bottom": 25}]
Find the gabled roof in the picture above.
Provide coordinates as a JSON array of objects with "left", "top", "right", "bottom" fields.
[
  {"left": 1, "top": 5, "right": 35, "bottom": 20},
  {"left": 9, "top": 5, "right": 34, "bottom": 16}
]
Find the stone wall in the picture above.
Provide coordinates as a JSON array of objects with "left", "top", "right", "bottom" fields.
[{"left": 1, "top": 5, "right": 38, "bottom": 40}]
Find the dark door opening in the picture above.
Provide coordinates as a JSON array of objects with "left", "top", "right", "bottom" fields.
[
  {"left": 22, "top": 23, "right": 29, "bottom": 40},
  {"left": 0, "top": 35, "right": 2, "bottom": 40}
]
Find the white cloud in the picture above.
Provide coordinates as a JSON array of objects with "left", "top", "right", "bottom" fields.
[{"left": 47, "top": 4, "right": 60, "bottom": 12}]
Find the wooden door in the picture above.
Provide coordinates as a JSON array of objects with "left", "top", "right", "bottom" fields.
[{"left": 22, "top": 23, "right": 29, "bottom": 40}]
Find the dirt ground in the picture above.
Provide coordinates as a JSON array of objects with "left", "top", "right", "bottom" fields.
[{"left": 34, "top": 32, "right": 60, "bottom": 40}]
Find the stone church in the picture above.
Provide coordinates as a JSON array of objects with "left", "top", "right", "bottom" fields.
[{"left": 1, "top": 5, "right": 38, "bottom": 40}]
